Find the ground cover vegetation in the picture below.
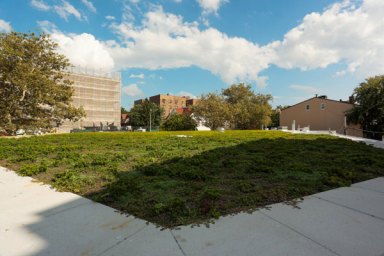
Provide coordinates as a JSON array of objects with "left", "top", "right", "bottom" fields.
[
  {"left": 0, "top": 131, "right": 383, "bottom": 227},
  {"left": 0, "top": 32, "right": 85, "bottom": 134}
]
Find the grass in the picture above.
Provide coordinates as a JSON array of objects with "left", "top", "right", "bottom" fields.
[{"left": 0, "top": 130, "right": 383, "bottom": 227}]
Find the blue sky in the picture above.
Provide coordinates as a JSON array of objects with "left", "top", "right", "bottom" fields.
[{"left": 1, "top": 0, "right": 383, "bottom": 109}]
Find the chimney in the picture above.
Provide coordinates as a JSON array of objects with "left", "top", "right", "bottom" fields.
[
  {"left": 315, "top": 94, "right": 318, "bottom": 98},
  {"left": 349, "top": 95, "right": 355, "bottom": 104}
]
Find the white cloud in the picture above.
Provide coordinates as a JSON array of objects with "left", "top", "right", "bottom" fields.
[
  {"left": 30, "top": 0, "right": 50, "bottom": 11},
  {"left": 108, "top": 7, "right": 273, "bottom": 87},
  {"left": 123, "top": 83, "right": 144, "bottom": 97},
  {"left": 37, "top": 20, "right": 58, "bottom": 33},
  {"left": 129, "top": 73, "right": 145, "bottom": 79},
  {"left": 81, "top": 0, "right": 96, "bottom": 13},
  {"left": 50, "top": 32, "right": 114, "bottom": 71},
  {"left": 105, "top": 15, "right": 115, "bottom": 20},
  {"left": 178, "top": 91, "right": 196, "bottom": 98},
  {"left": 273, "top": 0, "right": 384, "bottom": 78},
  {"left": 289, "top": 84, "right": 318, "bottom": 94},
  {"left": 197, "top": 0, "right": 227, "bottom": 14},
  {"left": 54, "top": 0, "right": 82, "bottom": 21},
  {"left": 0, "top": 19, "right": 12, "bottom": 32}
]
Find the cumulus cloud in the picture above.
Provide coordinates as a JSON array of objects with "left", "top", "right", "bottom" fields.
[
  {"left": 108, "top": 7, "right": 273, "bottom": 87},
  {"left": 274, "top": 0, "right": 384, "bottom": 78},
  {"left": 123, "top": 83, "right": 144, "bottom": 97},
  {"left": 178, "top": 91, "right": 197, "bottom": 98},
  {"left": 0, "top": 19, "right": 12, "bottom": 32},
  {"left": 81, "top": 0, "right": 96, "bottom": 13},
  {"left": 197, "top": 0, "right": 227, "bottom": 14},
  {"left": 30, "top": 0, "right": 50, "bottom": 11},
  {"left": 129, "top": 73, "right": 145, "bottom": 79},
  {"left": 43, "top": 0, "right": 384, "bottom": 87},
  {"left": 50, "top": 32, "right": 114, "bottom": 71},
  {"left": 54, "top": 0, "right": 82, "bottom": 21}
]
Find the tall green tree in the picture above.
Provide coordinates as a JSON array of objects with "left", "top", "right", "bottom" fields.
[
  {"left": 223, "top": 84, "right": 272, "bottom": 130},
  {"left": 161, "top": 113, "right": 197, "bottom": 131},
  {"left": 129, "top": 99, "right": 163, "bottom": 127},
  {"left": 0, "top": 32, "right": 85, "bottom": 134},
  {"left": 270, "top": 105, "right": 288, "bottom": 128},
  {"left": 121, "top": 106, "right": 129, "bottom": 114},
  {"left": 192, "top": 93, "right": 230, "bottom": 130},
  {"left": 347, "top": 75, "right": 384, "bottom": 139},
  {"left": 193, "top": 84, "right": 272, "bottom": 130}
]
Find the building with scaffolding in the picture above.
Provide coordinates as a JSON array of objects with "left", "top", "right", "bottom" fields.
[{"left": 59, "top": 68, "right": 121, "bottom": 132}]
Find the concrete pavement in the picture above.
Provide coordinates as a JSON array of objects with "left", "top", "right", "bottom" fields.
[{"left": 1, "top": 166, "right": 384, "bottom": 256}]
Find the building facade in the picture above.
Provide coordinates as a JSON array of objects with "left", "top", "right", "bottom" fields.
[
  {"left": 134, "top": 94, "right": 190, "bottom": 117},
  {"left": 280, "top": 95, "right": 362, "bottom": 136},
  {"left": 59, "top": 70, "right": 121, "bottom": 132}
]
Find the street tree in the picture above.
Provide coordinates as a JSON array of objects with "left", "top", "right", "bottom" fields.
[
  {"left": 0, "top": 32, "right": 85, "bottom": 134},
  {"left": 192, "top": 93, "right": 230, "bottom": 130},
  {"left": 129, "top": 99, "right": 163, "bottom": 127},
  {"left": 270, "top": 105, "right": 289, "bottom": 128},
  {"left": 347, "top": 75, "right": 384, "bottom": 139},
  {"left": 161, "top": 112, "right": 197, "bottom": 131},
  {"left": 223, "top": 84, "right": 272, "bottom": 129}
]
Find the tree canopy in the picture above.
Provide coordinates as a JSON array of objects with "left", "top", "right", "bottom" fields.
[
  {"left": 193, "top": 83, "right": 272, "bottom": 130},
  {"left": 0, "top": 32, "right": 85, "bottom": 134},
  {"left": 347, "top": 75, "right": 384, "bottom": 139},
  {"left": 129, "top": 99, "right": 163, "bottom": 127},
  {"left": 161, "top": 112, "right": 197, "bottom": 131}
]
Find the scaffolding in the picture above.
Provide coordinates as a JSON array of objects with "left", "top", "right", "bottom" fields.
[{"left": 59, "top": 70, "right": 121, "bottom": 132}]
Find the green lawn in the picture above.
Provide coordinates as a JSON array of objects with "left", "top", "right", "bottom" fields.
[{"left": 1, "top": 131, "right": 383, "bottom": 227}]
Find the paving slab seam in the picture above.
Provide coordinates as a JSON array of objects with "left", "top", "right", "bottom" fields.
[
  {"left": 313, "top": 195, "right": 384, "bottom": 222},
  {"left": 96, "top": 225, "right": 148, "bottom": 256},
  {"left": 40, "top": 201, "right": 93, "bottom": 218},
  {"left": 351, "top": 186, "right": 384, "bottom": 195},
  {"left": 170, "top": 229, "right": 187, "bottom": 256},
  {"left": 259, "top": 211, "right": 341, "bottom": 256}
]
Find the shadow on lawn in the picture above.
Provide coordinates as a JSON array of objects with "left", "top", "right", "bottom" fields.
[{"left": 86, "top": 137, "right": 384, "bottom": 228}]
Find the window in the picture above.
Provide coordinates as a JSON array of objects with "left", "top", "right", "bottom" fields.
[
  {"left": 162, "top": 99, "right": 166, "bottom": 104},
  {"left": 305, "top": 104, "right": 310, "bottom": 111},
  {"left": 320, "top": 103, "right": 326, "bottom": 110},
  {"left": 175, "top": 100, "right": 178, "bottom": 105}
]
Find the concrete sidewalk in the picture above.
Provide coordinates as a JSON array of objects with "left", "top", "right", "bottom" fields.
[{"left": 1, "top": 167, "right": 384, "bottom": 256}]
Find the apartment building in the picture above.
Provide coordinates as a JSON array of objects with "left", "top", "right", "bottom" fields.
[
  {"left": 134, "top": 94, "right": 190, "bottom": 117},
  {"left": 59, "top": 69, "right": 121, "bottom": 132}
]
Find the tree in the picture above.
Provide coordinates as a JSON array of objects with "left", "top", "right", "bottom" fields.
[
  {"left": 193, "top": 84, "right": 272, "bottom": 130},
  {"left": 121, "top": 106, "right": 129, "bottom": 114},
  {"left": 162, "top": 113, "right": 197, "bottom": 131},
  {"left": 0, "top": 32, "right": 85, "bottom": 134},
  {"left": 223, "top": 84, "right": 272, "bottom": 129},
  {"left": 347, "top": 75, "right": 384, "bottom": 139},
  {"left": 129, "top": 99, "right": 163, "bottom": 127},
  {"left": 270, "top": 105, "right": 288, "bottom": 128},
  {"left": 192, "top": 93, "right": 230, "bottom": 130}
]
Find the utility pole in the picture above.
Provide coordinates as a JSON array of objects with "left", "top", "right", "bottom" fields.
[{"left": 149, "top": 109, "right": 152, "bottom": 132}]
